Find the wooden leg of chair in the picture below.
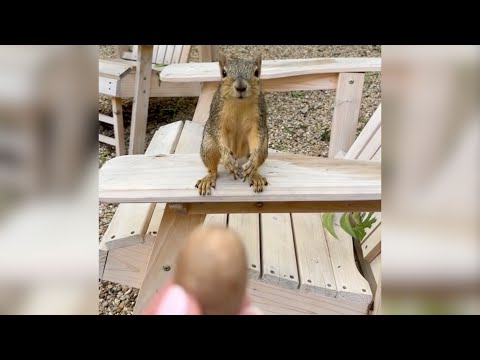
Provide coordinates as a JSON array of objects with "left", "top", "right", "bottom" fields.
[{"left": 112, "top": 97, "right": 125, "bottom": 156}]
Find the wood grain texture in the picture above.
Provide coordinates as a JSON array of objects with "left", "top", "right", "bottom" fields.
[
  {"left": 359, "top": 126, "right": 381, "bottom": 161},
  {"left": 134, "top": 206, "right": 205, "bottom": 313},
  {"left": 98, "top": 60, "right": 132, "bottom": 79},
  {"left": 228, "top": 214, "right": 261, "bottom": 279},
  {"left": 118, "top": 73, "right": 201, "bottom": 98},
  {"left": 329, "top": 73, "right": 365, "bottom": 158},
  {"left": 129, "top": 45, "right": 154, "bottom": 154},
  {"left": 345, "top": 104, "right": 381, "bottom": 160},
  {"left": 203, "top": 213, "right": 228, "bottom": 226},
  {"left": 192, "top": 82, "right": 217, "bottom": 125},
  {"left": 160, "top": 58, "right": 381, "bottom": 82},
  {"left": 144, "top": 203, "right": 166, "bottom": 244},
  {"left": 112, "top": 97, "right": 126, "bottom": 156},
  {"left": 247, "top": 280, "right": 368, "bottom": 315},
  {"left": 174, "top": 121, "right": 204, "bottom": 154},
  {"left": 291, "top": 213, "right": 337, "bottom": 297},
  {"left": 101, "top": 203, "right": 155, "bottom": 250},
  {"left": 362, "top": 224, "right": 381, "bottom": 262},
  {"left": 324, "top": 213, "right": 373, "bottom": 305},
  {"left": 144, "top": 121, "right": 184, "bottom": 156},
  {"left": 99, "top": 153, "right": 381, "bottom": 203},
  {"left": 261, "top": 213, "right": 299, "bottom": 289}
]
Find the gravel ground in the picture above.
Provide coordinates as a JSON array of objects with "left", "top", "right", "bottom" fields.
[{"left": 98, "top": 45, "right": 381, "bottom": 315}]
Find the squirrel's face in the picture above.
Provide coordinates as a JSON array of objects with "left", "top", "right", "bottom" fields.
[{"left": 218, "top": 54, "right": 262, "bottom": 100}]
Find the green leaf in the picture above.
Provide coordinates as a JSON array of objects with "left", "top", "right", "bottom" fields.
[
  {"left": 352, "top": 212, "right": 362, "bottom": 225},
  {"left": 322, "top": 213, "right": 338, "bottom": 239},
  {"left": 365, "top": 212, "right": 374, "bottom": 222},
  {"left": 340, "top": 213, "right": 356, "bottom": 238},
  {"left": 353, "top": 227, "right": 367, "bottom": 241},
  {"left": 360, "top": 212, "right": 366, "bottom": 221}
]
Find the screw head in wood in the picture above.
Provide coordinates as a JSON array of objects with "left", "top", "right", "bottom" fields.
[
  {"left": 256, "top": 202, "right": 264, "bottom": 208},
  {"left": 349, "top": 79, "right": 354, "bottom": 84},
  {"left": 163, "top": 265, "right": 171, "bottom": 272}
]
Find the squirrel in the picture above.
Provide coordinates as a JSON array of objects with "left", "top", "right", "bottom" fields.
[{"left": 195, "top": 53, "right": 269, "bottom": 195}]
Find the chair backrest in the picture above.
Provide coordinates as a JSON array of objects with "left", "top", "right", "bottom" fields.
[{"left": 122, "top": 45, "right": 191, "bottom": 65}]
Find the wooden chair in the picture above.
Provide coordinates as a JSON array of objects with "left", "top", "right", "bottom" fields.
[
  {"left": 99, "top": 57, "right": 382, "bottom": 314},
  {"left": 99, "top": 45, "right": 199, "bottom": 156}
]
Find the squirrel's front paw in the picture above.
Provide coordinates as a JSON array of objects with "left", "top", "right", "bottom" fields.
[
  {"left": 195, "top": 174, "right": 217, "bottom": 196},
  {"left": 247, "top": 171, "right": 268, "bottom": 193},
  {"left": 222, "top": 154, "right": 241, "bottom": 180}
]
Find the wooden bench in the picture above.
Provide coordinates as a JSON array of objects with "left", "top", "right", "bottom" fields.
[{"left": 99, "top": 56, "right": 382, "bottom": 314}]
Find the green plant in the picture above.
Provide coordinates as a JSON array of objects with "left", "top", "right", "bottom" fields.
[{"left": 322, "top": 212, "right": 377, "bottom": 241}]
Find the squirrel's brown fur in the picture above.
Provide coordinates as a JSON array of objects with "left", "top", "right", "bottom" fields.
[{"left": 195, "top": 54, "right": 268, "bottom": 195}]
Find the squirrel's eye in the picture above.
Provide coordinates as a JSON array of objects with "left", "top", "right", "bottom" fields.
[
  {"left": 254, "top": 69, "right": 259, "bottom": 77},
  {"left": 222, "top": 69, "right": 227, "bottom": 78}
]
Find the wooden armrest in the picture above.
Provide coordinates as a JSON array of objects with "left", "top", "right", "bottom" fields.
[{"left": 159, "top": 57, "right": 381, "bottom": 83}]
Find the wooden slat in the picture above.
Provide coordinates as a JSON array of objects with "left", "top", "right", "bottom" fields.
[
  {"left": 247, "top": 280, "right": 368, "bottom": 315},
  {"left": 160, "top": 58, "right": 381, "bottom": 82},
  {"left": 359, "top": 126, "right": 381, "bottom": 161},
  {"left": 324, "top": 213, "right": 373, "bottom": 305},
  {"left": 99, "top": 134, "right": 115, "bottom": 146},
  {"left": 171, "top": 200, "right": 381, "bottom": 214},
  {"left": 144, "top": 203, "right": 166, "bottom": 244},
  {"left": 112, "top": 97, "right": 125, "bottom": 156},
  {"left": 99, "top": 114, "right": 114, "bottom": 125},
  {"left": 144, "top": 121, "right": 184, "bottom": 156},
  {"left": 345, "top": 104, "right": 381, "bottom": 160},
  {"left": 98, "top": 60, "right": 132, "bottom": 79},
  {"left": 152, "top": 45, "right": 160, "bottom": 64},
  {"left": 328, "top": 73, "right": 365, "bottom": 158},
  {"left": 262, "top": 73, "right": 337, "bottom": 92},
  {"left": 164, "top": 46, "right": 175, "bottom": 64},
  {"left": 156, "top": 46, "right": 167, "bottom": 65},
  {"left": 129, "top": 45, "right": 154, "bottom": 154},
  {"left": 99, "top": 246, "right": 108, "bottom": 278},
  {"left": 353, "top": 238, "right": 380, "bottom": 295},
  {"left": 370, "top": 268, "right": 381, "bottom": 315},
  {"left": 291, "top": 213, "right": 337, "bottom": 297},
  {"left": 199, "top": 45, "right": 216, "bottom": 62},
  {"left": 203, "top": 213, "right": 228, "bottom": 226},
  {"left": 101, "top": 203, "right": 155, "bottom": 250},
  {"left": 117, "top": 73, "right": 202, "bottom": 98},
  {"left": 134, "top": 202, "right": 206, "bottom": 313},
  {"left": 361, "top": 212, "right": 381, "bottom": 243},
  {"left": 99, "top": 77, "right": 119, "bottom": 96},
  {"left": 261, "top": 213, "right": 299, "bottom": 289},
  {"left": 179, "top": 45, "right": 191, "bottom": 63},
  {"left": 174, "top": 120, "right": 204, "bottom": 154},
  {"left": 99, "top": 153, "right": 381, "bottom": 203},
  {"left": 371, "top": 148, "right": 381, "bottom": 161},
  {"left": 362, "top": 225, "right": 381, "bottom": 262},
  {"left": 192, "top": 82, "right": 217, "bottom": 125},
  {"left": 228, "top": 214, "right": 261, "bottom": 279},
  {"left": 172, "top": 45, "right": 184, "bottom": 64}
]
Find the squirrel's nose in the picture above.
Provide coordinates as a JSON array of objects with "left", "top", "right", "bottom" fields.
[{"left": 234, "top": 78, "right": 248, "bottom": 93}]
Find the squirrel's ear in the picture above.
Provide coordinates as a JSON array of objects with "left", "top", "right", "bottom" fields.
[
  {"left": 255, "top": 53, "right": 262, "bottom": 68},
  {"left": 218, "top": 53, "right": 226, "bottom": 69}
]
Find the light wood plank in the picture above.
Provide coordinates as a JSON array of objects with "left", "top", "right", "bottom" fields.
[
  {"left": 179, "top": 45, "right": 191, "bottom": 63},
  {"left": 117, "top": 73, "right": 201, "bottom": 98},
  {"left": 99, "top": 114, "right": 114, "bottom": 125},
  {"left": 248, "top": 279, "right": 368, "bottom": 315},
  {"left": 345, "top": 104, "right": 382, "bottom": 160},
  {"left": 353, "top": 238, "right": 380, "bottom": 295},
  {"left": 134, "top": 206, "right": 206, "bottom": 313},
  {"left": 324, "top": 213, "right": 373, "bottom": 305},
  {"left": 99, "top": 153, "right": 381, "bottom": 203},
  {"left": 228, "top": 214, "right": 261, "bottom": 279},
  {"left": 362, "top": 224, "right": 381, "bottom": 262},
  {"left": 192, "top": 82, "right": 217, "bottom": 125},
  {"left": 144, "top": 121, "right": 184, "bottom": 156},
  {"left": 371, "top": 148, "right": 381, "bottom": 161},
  {"left": 101, "top": 203, "right": 155, "bottom": 250},
  {"left": 144, "top": 203, "right": 166, "bottom": 244},
  {"left": 160, "top": 58, "right": 381, "bottom": 82},
  {"left": 102, "top": 238, "right": 155, "bottom": 289},
  {"left": 261, "top": 213, "right": 299, "bottom": 289},
  {"left": 203, "top": 213, "right": 228, "bottom": 226},
  {"left": 112, "top": 97, "right": 125, "bottom": 156},
  {"left": 98, "top": 60, "right": 132, "bottom": 79},
  {"left": 291, "top": 213, "right": 337, "bottom": 297},
  {"left": 129, "top": 45, "right": 154, "bottom": 154},
  {"left": 370, "top": 269, "right": 382, "bottom": 315},
  {"left": 99, "top": 134, "right": 115, "bottom": 146},
  {"left": 174, "top": 120, "right": 204, "bottom": 154},
  {"left": 172, "top": 45, "right": 184, "bottom": 64},
  {"left": 361, "top": 212, "right": 382, "bottom": 243},
  {"left": 262, "top": 73, "right": 337, "bottom": 92},
  {"left": 359, "top": 126, "right": 381, "bottom": 161},
  {"left": 99, "top": 246, "right": 108, "bottom": 279},
  {"left": 328, "top": 73, "right": 365, "bottom": 158},
  {"left": 99, "top": 77, "right": 119, "bottom": 96},
  {"left": 156, "top": 46, "right": 167, "bottom": 65},
  {"left": 171, "top": 200, "right": 381, "bottom": 214},
  {"left": 198, "top": 45, "right": 216, "bottom": 62},
  {"left": 164, "top": 46, "right": 175, "bottom": 65}
]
